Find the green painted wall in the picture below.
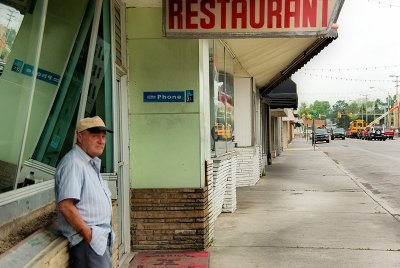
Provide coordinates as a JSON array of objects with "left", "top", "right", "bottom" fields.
[
  {"left": 127, "top": 8, "right": 204, "bottom": 188},
  {"left": 0, "top": 0, "right": 88, "bottom": 164}
]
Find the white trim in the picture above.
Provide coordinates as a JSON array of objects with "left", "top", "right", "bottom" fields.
[
  {"left": 0, "top": 180, "right": 54, "bottom": 207},
  {"left": 15, "top": 0, "right": 49, "bottom": 189},
  {"left": 77, "top": 0, "right": 104, "bottom": 121}
]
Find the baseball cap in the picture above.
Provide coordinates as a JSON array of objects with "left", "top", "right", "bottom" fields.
[{"left": 76, "top": 116, "right": 113, "bottom": 133}]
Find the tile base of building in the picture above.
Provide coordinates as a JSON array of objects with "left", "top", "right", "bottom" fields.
[{"left": 131, "top": 188, "right": 210, "bottom": 250}]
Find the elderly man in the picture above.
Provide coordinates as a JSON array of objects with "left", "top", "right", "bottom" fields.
[{"left": 55, "top": 116, "right": 114, "bottom": 268}]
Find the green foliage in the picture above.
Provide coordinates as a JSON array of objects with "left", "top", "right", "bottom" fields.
[{"left": 298, "top": 97, "right": 392, "bottom": 129}]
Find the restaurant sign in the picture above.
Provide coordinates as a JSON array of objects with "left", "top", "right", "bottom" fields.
[{"left": 163, "top": 0, "right": 343, "bottom": 38}]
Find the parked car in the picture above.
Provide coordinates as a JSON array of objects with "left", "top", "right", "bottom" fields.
[
  {"left": 384, "top": 128, "right": 395, "bottom": 140},
  {"left": 345, "top": 128, "right": 353, "bottom": 138},
  {"left": 360, "top": 127, "right": 370, "bottom": 140},
  {"left": 331, "top": 128, "right": 345, "bottom": 140},
  {"left": 367, "top": 126, "right": 386, "bottom": 141},
  {"left": 312, "top": 128, "right": 330, "bottom": 144}
]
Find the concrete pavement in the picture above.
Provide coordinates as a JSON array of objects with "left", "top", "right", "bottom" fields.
[{"left": 209, "top": 138, "right": 400, "bottom": 268}]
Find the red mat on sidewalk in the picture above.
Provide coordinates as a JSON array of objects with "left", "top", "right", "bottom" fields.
[{"left": 130, "top": 251, "right": 209, "bottom": 268}]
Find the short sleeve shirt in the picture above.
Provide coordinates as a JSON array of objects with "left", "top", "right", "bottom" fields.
[{"left": 55, "top": 145, "right": 113, "bottom": 255}]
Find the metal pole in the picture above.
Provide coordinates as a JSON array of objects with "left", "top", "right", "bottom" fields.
[
  {"left": 390, "top": 75, "right": 400, "bottom": 129},
  {"left": 362, "top": 94, "right": 369, "bottom": 124},
  {"left": 312, "top": 118, "right": 315, "bottom": 151}
]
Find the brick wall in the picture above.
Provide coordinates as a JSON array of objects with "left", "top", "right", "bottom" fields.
[
  {"left": 130, "top": 146, "right": 262, "bottom": 251},
  {"left": 206, "top": 160, "right": 215, "bottom": 246},
  {"left": 131, "top": 188, "right": 209, "bottom": 250},
  {"left": 222, "top": 154, "right": 237, "bottom": 213},
  {"left": 235, "top": 147, "right": 261, "bottom": 187}
]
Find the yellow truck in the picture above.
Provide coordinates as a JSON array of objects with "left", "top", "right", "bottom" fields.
[{"left": 214, "top": 123, "right": 233, "bottom": 141}]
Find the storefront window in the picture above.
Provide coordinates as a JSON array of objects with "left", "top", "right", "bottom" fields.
[
  {"left": 209, "top": 40, "right": 235, "bottom": 155},
  {"left": 33, "top": 0, "right": 114, "bottom": 173},
  {"left": 0, "top": 0, "right": 114, "bottom": 194},
  {"left": 0, "top": 1, "right": 41, "bottom": 193}
]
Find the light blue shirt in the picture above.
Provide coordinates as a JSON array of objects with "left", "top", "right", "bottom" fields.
[{"left": 55, "top": 145, "right": 113, "bottom": 255}]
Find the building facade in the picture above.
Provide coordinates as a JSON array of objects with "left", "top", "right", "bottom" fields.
[{"left": 0, "top": 0, "right": 344, "bottom": 266}]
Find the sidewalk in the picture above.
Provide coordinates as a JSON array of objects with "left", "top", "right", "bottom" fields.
[{"left": 209, "top": 138, "right": 400, "bottom": 268}]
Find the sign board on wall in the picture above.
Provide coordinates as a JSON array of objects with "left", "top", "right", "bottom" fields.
[
  {"left": 144, "top": 90, "right": 194, "bottom": 103},
  {"left": 163, "top": 0, "right": 344, "bottom": 38},
  {"left": 11, "top": 59, "right": 60, "bottom": 85}
]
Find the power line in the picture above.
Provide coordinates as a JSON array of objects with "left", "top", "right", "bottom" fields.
[
  {"left": 296, "top": 72, "right": 393, "bottom": 83},
  {"left": 368, "top": 0, "right": 400, "bottom": 8},
  {"left": 303, "top": 64, "right": 400, "bottom": 72}
]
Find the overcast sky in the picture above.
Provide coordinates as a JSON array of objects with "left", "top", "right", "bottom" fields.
[{"left": 291, "top": 0, "right": 400, "bottom": 106}]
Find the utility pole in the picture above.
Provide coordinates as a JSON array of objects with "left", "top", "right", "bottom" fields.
[
  {"left": 362, "top": 94, "right": 369, "bottom": 124},
  {"left": 390, "top": 75, "right": 400, "bottom": 129},
  {"left": 387, "top": 92, "right": 391, "bottom": 128},
  {"left": 370, "top": 87, "right": 375, "bottom": 122},
  {"left": 2, "top": 8, "right": 17, "bottom": 42}
]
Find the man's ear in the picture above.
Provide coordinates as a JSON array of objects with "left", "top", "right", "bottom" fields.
[{"left": 76, "top": 132, "right": 82, "bottom": 143}]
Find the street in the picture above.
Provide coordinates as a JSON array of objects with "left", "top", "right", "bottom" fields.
[{"left": 312, "top": 136, "right": 400, "bottom": 216}]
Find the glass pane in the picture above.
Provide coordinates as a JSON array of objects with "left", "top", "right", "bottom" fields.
[
  {"left": 85, "top": 0, "right": 114, "bottom": 173},
  {"left": 210, "top": 41, "right": 235, "bottom": 155},
  {"left": 225, "top": 53, "right": 234, "bottom": 142},
  {"left": 22, "top": 0, "right": 90, "bottom": 164},
  {"left": 0, "top": 2, "right": 38, "bottom": 193},
  {"left": 32, "top": 0, "right": 96, "bottom": 168},
  {"left": 32, "top": 0, "right": 114, "bottom": 174}
]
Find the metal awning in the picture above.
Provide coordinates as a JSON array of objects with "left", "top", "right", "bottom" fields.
[
  {"left": 264, "top": 79, "right": 298, "bottom": 109},
  {"left": 222, "top": 35, "right": 337, "bottom": 98}
]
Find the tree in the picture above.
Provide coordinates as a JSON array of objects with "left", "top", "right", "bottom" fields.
[
  {"left": 348, "top": 101, "right": 360, "bottom": 120},
  {"left": 312, "top": 100, "right": 331, "bottom": 118},
  {"left": 298, "top": 102, "right": 313, "bottom": 119}
]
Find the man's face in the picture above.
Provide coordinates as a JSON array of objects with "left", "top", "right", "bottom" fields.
[{"left": 77, "top": 130, "right": 106, "bottom": 158}]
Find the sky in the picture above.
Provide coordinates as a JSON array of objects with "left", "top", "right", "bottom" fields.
[{"left": 291, "top": 0, "right": 400, "bottom": 106}]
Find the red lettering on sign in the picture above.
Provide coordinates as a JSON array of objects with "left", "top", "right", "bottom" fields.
[
  {"left": 303, "top": 0, "right": 317, "bottom": 27},
  {"left": 186, "top": 0, "right": 198, "bottom": 29},
  {"left": 268, "top": 0, "right": 282, "bottom": 28},
  {"left": 232, "top": 0, "right": 247, "bottom": 29},
  {"left": 200, "top": 0, "right": 216, "bottom": 29},
  {"left": 217, "top": 0, "right": 229, "bottom": 29},
  {"left": 284, "top": 0, "right": 300, "bottom": 28},
  {"left": 322, "top": 0, "right": 328, "bottom": 27},
  {"left": 168, "top": 0, "right": 183, "bottom": 29},
  {"left": 166, "top": 0, "right": 333, "bottom": 32},
  {"left": 250, "top": 0, "right": 265, "bottom": 29}
]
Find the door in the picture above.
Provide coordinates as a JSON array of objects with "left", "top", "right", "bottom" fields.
[{"left": 114, "top": 73, "right": 130, "bottom": 261}]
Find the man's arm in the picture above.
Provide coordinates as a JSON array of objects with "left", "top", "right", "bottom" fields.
[{"left": 58, "top": 199, "right": 92, "bottom": 243}]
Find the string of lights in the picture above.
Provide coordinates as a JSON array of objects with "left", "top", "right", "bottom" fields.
[
  {"left": 368, "top": 0, "right": 400, "bottom": 8},
  {"left": 303, "top": 64, "right": 400, "bottom": 72},
  {"left": 296, "top": 72, "right": 393, "bottom": 83}
]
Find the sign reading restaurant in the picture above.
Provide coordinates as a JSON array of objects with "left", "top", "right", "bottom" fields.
[{"left": 163, "top": 0, "right": 343, "bottom": 37}]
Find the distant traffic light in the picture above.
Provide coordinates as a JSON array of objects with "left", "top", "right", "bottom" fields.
[{"left": 338, "top": 112, "right": 342, "bottom": 118}]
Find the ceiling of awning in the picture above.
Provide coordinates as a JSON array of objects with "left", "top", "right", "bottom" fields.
[
  {"left": 222, "top": 35, "right": 336, "bottom": 96},
  {"left": 124, "top": 0, "right": 338, "bottom": 96}
]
